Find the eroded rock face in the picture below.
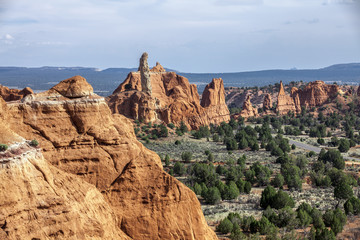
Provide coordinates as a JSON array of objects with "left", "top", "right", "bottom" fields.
[
  {"left": 263, "top": 93, "right": 272, "bottom": 111},
  {"left": 0, "top": 147, "right": 129, "bottom": 239},
  {"left": 293, "top": 80, "right": 339, "bottom": 108},
  {"left": 0, "top": 85, "right": 33, "bottom": 101},
  {"left": 5, "top": 77, "right": 217, "bottom": 240},
  {"left": 107, "top": 59, "right": 229, "bottom": 129},
  {"left": 276, "top": 80, "right": 339, "bottom": 115},
  {"left": 276, "top": 81, "right": 297, "bottom": 115}
]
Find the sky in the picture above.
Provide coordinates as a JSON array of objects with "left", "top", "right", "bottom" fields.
[{"left": 0, "top": 0, "right": 359, "bottom": 73}]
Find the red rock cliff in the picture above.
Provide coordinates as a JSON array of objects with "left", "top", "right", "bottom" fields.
[{"left": 5, "top": 76, "right": 218, "bottom": 240}]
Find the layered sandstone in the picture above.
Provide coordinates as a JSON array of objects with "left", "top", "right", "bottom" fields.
[
  {"left": 276, "top": 81, "right": 297, "bottom": 115},
  {"left": 276, "top": 80, "right": 339, "bottom": 115},
  {"left": 293, "top": 80, "right": 339, "bottom": 108},
  {"left": 0, "top": 85, "right": 33, "bottom": 101},
  {"left": 5, "top": 77, "right": 217, "bottom": 240},
  {"left": 107, "top": 55, "right": 229, "bottom": 129}
]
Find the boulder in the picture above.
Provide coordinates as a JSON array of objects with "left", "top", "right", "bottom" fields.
[{"left": 51, "top": 75, "right": 93, "bottom": 98}]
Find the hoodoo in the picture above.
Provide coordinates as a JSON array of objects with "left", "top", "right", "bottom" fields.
[{"left": 3, "top": 76, "right": 217, "bottom": 240}]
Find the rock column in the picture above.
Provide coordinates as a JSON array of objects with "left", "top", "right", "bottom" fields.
[{"left": 138, "top": 52, "right": 152, "bottom": 94}]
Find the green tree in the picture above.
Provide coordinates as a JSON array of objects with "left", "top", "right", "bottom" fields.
[
  {"left": 204, "top": 187, "right": 221, "bottom": 204},
  {"left": 164, "top": 154, "right": 170, "bottom": 167},
  {"left": 334, "top": 180, "right": 353, "bottom": 203},
  {"left": 271, "top": 174, "right": 284, "bottom": 188},
  {"left": 297, "top": 209, "right": 312, "bottom": 228},
  {"left": 244, "top": 181, "right": 252, "bottom": 194},
  {"left": 338, "top": 139, "right": 350, "bottom": 153},
  {"left": 181, "top": 151, "right": 193, "bottom": 163},
  {"left": 173, "top": 162, "right": 185, "bottom": 175},
  {"left": 272, "top": 190, "right": 295, "bottom": 210},
  {"left": 216, "top": 218, "right": 233, "bottom": 234},
  {"left": 222, "top": 181, "right": 240, "bottom": 200},
  {"left": 344, "top": 197, "right": 360, "bottom": 215},
  {"left": 260, "top": 186, "right": 277, "bottom": 209}
]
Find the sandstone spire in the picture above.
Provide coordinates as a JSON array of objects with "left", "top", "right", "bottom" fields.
[
  {"left": 263, "top": 93, "right": 272, "bottom": 111},
  {"left": 279, "top": 81, "right": 285, "bottom": 95},
  {"left": 138, "top": 52, "right": 152, "bottom": 94}
]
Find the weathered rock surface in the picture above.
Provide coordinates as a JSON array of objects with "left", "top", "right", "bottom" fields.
[
  {"left": 0, "top": 85, "right": 33, "bottom": 101},
  {"left": 139, "top": 52, "right": 152, "bottom": 94},
  {"left": 292, "top": 80, "right": 339, "bottom": 108},
  {"left": 276, "top": 80, "right": 339, "bottom": 115},
  {"left": 263, "top": 93, "right": 272, "bottom": 111},
  {"left": 5, "top": 76, "right": 217, "bottom": 240},
  {"left": 276, "top": 81, "right": 297, "bottom": 115},
  {"left": 0, "top": 146, "right": 129, "bottom": 239},
  {"left": 107, "top": 56, "right": 229, "bottom": 129},
  {"left": 51, "top": 75, "right": 93, "bottom": 98}
]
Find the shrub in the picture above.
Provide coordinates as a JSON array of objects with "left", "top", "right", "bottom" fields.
[
  {"left": 173, "top": 162, "right": 186, "bottom": 175},
  {"left": 204, "top": 187, "right": 221, "bottom": 204},
  {"left": 167, "top": 123, "right": 175, "bottom": 129},
  {"left": 338, "top": 139, "right": 350, "bottom": 153},
  {"left": 344, "top": 197, "right": 360, "bottom": 215},
  {"left": 216, "top": 218, "right": 233, "bottom": 234},
  {"left": 181, "top": 151, "right": 192, "bottom": 163},
  {"left": 164, "top": 154, "right": 170, "bottom": 167},
  {"left": 0, "top": 144, "right": 8, "bottom": 152},
  {"left": 271, "top": 174, "right": 284, "bottom": 188}
]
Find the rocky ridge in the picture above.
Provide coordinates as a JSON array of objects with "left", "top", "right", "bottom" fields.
[{"left": 2, "top": 76, "right": 217, "bottom": 239}]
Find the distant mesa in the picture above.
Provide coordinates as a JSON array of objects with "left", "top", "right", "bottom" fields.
[{"left": 107, "top": 53, "right": 230, "bottom": 129}]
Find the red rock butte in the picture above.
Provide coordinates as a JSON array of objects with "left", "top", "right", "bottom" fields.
[
  {"left": 276, "top": 80, "right": 339, "bottom": 115},
  {"left": 0, "top": 75, "right": 218, "bottom": 239}
]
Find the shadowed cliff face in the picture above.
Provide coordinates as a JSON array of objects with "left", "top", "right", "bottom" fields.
[
  {"left": 3, "top": 76, "right": 218, "bottom": 240},
  {"left": 107, "top": 61, "right": 230, "bottom": 130}
]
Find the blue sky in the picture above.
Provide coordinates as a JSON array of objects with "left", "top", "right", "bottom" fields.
[{"left": 0, "top": 0, "right": 359, "bottom": 72}]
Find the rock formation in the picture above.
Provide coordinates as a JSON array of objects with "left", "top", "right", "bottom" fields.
[
  {"left": 263, "top": 93, "right": 272, "bottom": 111},
  {"left": 293, "top": 80, "right": 339, "bottom": 108},
  {"left": 276, "top": 81, "right": 297, "bottom": 115},
  {"left": 51, "top": 75, "right": 93, "bottom": 98},
  {"left": 107, "top": 54, "right": 230, "bottom": 129},
  {"left": 0, "top": 85, "right": 33, "bottom": 101},
  {"left": 138, "top": 52, "right": 152, "bottom": 94},
  {"left": 4, "top": 76, "right": 217, "bottom": 240},
  {"left": 236, "top": 95, "right": 258, "bottom": 118},
  {"left": 150, "top": 62, "right": 166, "bottom": 72},
  {"left": 276, "top": 80, "right": 339, "bottom": 115}
]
